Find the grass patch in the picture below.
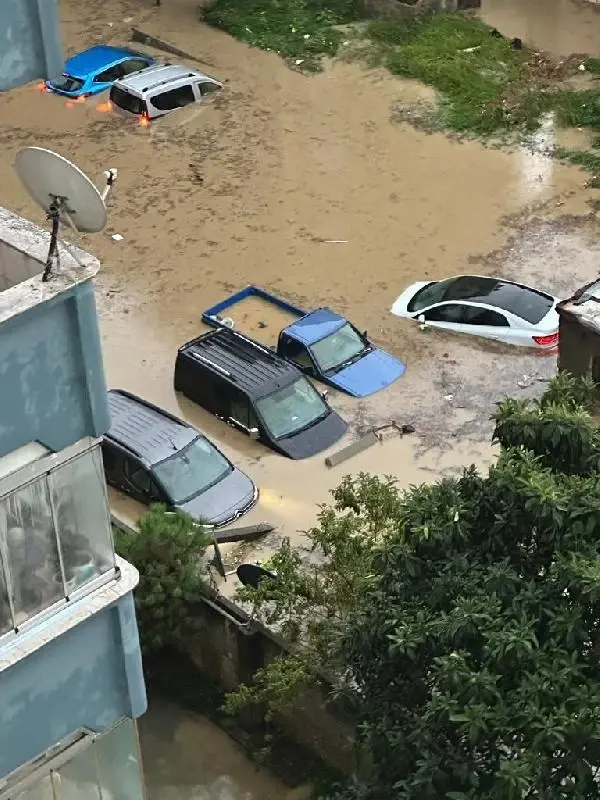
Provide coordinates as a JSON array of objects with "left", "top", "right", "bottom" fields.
[
  {"left": 203, "top": 0, "right": 362, "bottom": 71},
  {"left": 366, "top": 13, "right": 551, "bottom": 135}
]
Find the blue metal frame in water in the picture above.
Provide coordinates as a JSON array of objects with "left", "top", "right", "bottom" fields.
[{"left": 202, "top": 285, "right": 305, "bottom": 328}]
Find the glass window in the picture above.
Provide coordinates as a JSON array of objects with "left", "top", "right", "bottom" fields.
[
  {"left": 153, "top": 437, "right": 232, "bottom": 504},
  {"left": 49, "top": 448, "right": 115, "bottom": 594},
  {"left": 423, "top": 304, "right": 470, "bottom": 324},
  {"left": 281, "top": 337, "right": 313, "bottom": 369},
  {"left": 463, "top": 307, "right": 510, "bottom": 327},
  {"left": 0, "top": 556, "right": 12, "bottom": 634},
  {"left": 109, "top": 86, "right": 146, "bottom": 115},
  {"left": 1, "top": 481, "right": 64, "bottom": 624},
  {"left": 49, "top": 75, "right": 85, "bottom": 93},
  {"left": 310, "top": 323, "right": 366, "bottom": 372},
  {"left": 56, "top": 744, "right": 101, "bottom": 800},
  {"left": 94, "top": 65, "right": 124, "bottom": 83},
  {"left": 198, "top": 81, "right": 221, "bottom": 96},
  {"left": 256, "top": 377, "right": 328, "bottom": 439},
  {"left": 95, "top": 719, "right": 144, "bottom": 800},
  {"left": 120, "top": 59, "right": 150, "bottom": 75},
  {"left": 151, "top": 84, "right": 195, "bottom": 111}
]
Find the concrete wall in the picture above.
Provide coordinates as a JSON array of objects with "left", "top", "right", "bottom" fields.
[
  {"left": 0, "top": 0, "right": 63, "bottom": 91},
  {"left": 0, "top": 593, "right": 147, "bottom": 777},
  {"left": 0, "top": 240, "right": 43, "bottom": 291},
  {"left": 558, "top": 317, "right": 600, "bottom": 378},
  {"left": 185, "top": 595, "right": 358, "bottom": 777},
  {"left": 0, "top": 208, "right": 110, "bottom": 456}
]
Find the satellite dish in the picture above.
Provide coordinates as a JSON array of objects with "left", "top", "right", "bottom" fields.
[
  {"left": 236, "top": 563, "right": 278, "bottom": 590},
  {"left": 14, "top": 147, "right": 117, "bottom": 282}
]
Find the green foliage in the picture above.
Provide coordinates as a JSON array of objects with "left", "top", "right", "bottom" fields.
[
  {"left": 368, "top": 13, "right": 534, "bottom": 134},
  {"left": 226, "top": 375, "right": 600, "bottom": 799},
  {"left": 224, "top": 474, "right": 401, "bottom": 718},
  {"left": 114, "top": 505, "right": 211, "bottom": 655},
  {"left": 203, "top": 0, "right": 362, "bottom": 72}
]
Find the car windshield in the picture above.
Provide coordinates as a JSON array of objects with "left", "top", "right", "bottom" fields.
[
  {"left": 256, "top": 377, "right": 328, "bottom": 440},
  {"left": 407, "top": 276, "right": 553, "bottom": 324},
  {"left": 153, "top": 436, "right": 232, "bottom": 504},
  {"left": 310, "top": 323, "right": 367, "bottom": 372},
  {"left": 50, "top": 74, "right": 85, "bottom": 92}
]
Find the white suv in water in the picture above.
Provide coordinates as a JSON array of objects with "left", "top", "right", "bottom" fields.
[{"left": 109, "top": 63, "right": 222, "bottom": 122}]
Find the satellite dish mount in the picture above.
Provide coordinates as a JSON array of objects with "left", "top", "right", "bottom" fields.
[{"left": 14, "top": 147, "right": 117, "bottom": 282}]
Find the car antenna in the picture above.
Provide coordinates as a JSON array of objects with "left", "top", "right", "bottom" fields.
[{"left": 14, "top": 147, "right": 117, "bottom": 281}]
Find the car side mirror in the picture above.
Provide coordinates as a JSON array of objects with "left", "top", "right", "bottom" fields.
[
  {"left": 248, "top": 427, "right": 260, "bottom": 441},
  {"left": 321, "top": 389, "right": 329, "bottom": 401},
  {"left": 362, "top": 330, "right": 368, "bottom": 338},
  {"left": 418, "top": 314, "right": 426, "bottom": 324}
]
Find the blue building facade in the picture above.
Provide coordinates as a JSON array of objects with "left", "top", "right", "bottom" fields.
[
  {"left": 0, "top": 0, "right": 63, "bottom": 91},
  {"left": 0, "top": 208, "right": 147, "bottom": 800}
]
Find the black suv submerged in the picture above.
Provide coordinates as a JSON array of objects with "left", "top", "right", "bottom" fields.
[{"left": 174, "top": 328, "right": 347, "bottom": 459}]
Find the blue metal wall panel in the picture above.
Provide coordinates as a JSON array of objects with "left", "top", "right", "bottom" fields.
[
  {"left": 0, "top": 280, "right": 110, "bottom": 457},
  {"left": 0, "top": 0, "right": 63, "bottom": 91},
  {"left": 0, "top": 595, "right": 147, "bottom": 778}
]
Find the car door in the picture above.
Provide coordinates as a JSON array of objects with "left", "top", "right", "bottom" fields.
[
  {"left": 278, "top": 334, "right": 317, "bottom": 377},
  {"left": 92, "top": 63, "right": 126, "bottom": 92},
  {"left": 123, "top": 456, "right": 165, "bottom": 506},
  {"left": 228, "top": 390, "right": 261, "bottom": 439},
  {"left": 419, "top": 303, "right": 510, "bottom": 341},
  {"left": 150, "top": 84, "right": 196, "bottom": 116}
]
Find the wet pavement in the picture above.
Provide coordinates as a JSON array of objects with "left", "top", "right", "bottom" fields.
[
  {"left": 1, "top": 0, "right": 600, "bottom": 584},
  {"left": 139, "top": 698, "right": 306, "bottom": 800}
]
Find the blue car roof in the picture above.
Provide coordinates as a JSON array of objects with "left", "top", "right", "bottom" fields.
[
  {"left": 284, "top": 308, "right": 346, "bottom": 346},
  {"left": 65, "top": 45, "right": 144, "bottom": 78}
]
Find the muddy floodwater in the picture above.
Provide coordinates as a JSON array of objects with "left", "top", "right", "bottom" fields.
[
  {"left": 480, "top": 0, "right": 600, "bottom": 57},
  {"left": 2, "top": 0, "right": 600, "bottom": 579},
  {"left": 139, "top": 698, "right": 303, "bottom": 800}
]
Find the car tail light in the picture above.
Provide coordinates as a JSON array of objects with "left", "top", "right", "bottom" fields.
[
  {"left": 533, "top": 332, "right": 559, "bottom": 347},
  {"left": 138, "top": 111, "right": 150, "bottom": 128}
]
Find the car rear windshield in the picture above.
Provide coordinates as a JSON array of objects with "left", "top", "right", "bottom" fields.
[
  {"left": 408, "top": 276, "right": 553, "bottom": 324},
  {"left": 256, "top": 377, "right": 329, "bottom": 440},
  {"left": 153, "top": 436, "right": 232, "bottom": 504},
  {"left": 109, "top": 85, "right": 146, "bottom": 115},
  {"left": 50, "top": 74, "right": 85, "bottom": 92}
]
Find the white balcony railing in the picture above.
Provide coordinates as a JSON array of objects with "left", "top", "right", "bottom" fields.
[{"left": 0, "top": 438, "right": 116, "bottom": 637}]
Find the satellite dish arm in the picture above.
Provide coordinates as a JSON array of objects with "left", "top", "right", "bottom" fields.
[{"left": 101, "top": 169, "right": 118, "bottom": 203}]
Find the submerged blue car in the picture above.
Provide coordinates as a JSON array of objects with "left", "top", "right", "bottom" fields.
[
  {"left": 45, "top": 45, "right": 155, "bottom": 98},
  {"left": 202, "top": 286, "right": 407, "bottom": 398}
]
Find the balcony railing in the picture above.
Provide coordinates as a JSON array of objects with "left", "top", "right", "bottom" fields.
[{"left": 0, "top": 438, "right": 116, "bottom": 636}]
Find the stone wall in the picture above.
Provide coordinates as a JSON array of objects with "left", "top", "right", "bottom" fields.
[{"left": 186, "top": 593, "right": 358, "bottom": 776}]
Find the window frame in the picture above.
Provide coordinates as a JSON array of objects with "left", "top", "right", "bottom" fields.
[
  {"left": 0, "top": 437, "right": 117, "bottom": 638},
  {"left": 279, "top": 334, "right": 315, "bottom": 373},
  {"left": 421, "top": 302, "right": 472, "bottom": 324},
  {"left": 149, "top": 83, "right": 196, "bottom": 112},
  {"left": 0, "top": 719, "right": 146, "bottom": 800}
]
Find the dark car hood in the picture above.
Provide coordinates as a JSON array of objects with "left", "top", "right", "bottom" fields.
[
  {"left": 328, "top": 348, "right": 406, "bottom": 397},
  {"left": 275, "top": 410, "right": 347, "bottom": 459},
  {"left": 177, "top": 467, "right": 257, "bottom": 526}
]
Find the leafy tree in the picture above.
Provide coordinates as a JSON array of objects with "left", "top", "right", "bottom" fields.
[
  {"left": 114, "top": 504, "right": 212, "bottom": 655},
  {"left": 226, "top": 374, "right": 600, "bottom": 799}
]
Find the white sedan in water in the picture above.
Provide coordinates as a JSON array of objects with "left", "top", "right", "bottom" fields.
[{"left": 391, "top": 275, "right": 560, "bottom": 349}]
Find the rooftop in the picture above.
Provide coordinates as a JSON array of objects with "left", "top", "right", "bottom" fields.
[
  {"left": 0, "top": 206, "right": 99, "bottom": 326},
  {"left": 117, "top": 63, "right": 212, "bottom": 93},
  {"left": 557, "top": 279, "right": 600, "bottom": 335}
]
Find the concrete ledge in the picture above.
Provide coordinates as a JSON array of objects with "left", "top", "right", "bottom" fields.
[{"left": 0, "top": 206, "right": 99, "bottom": 324}]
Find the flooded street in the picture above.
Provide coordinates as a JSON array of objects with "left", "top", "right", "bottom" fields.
[
  {"left": 139, "top": 698, "right": 299, "bottom": 800},
  {"left": 480, "top": 0, "right": 600, "bottom": 57},
  {"left": 1, "top": 0, "right": 600, "bottom": 572}
]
